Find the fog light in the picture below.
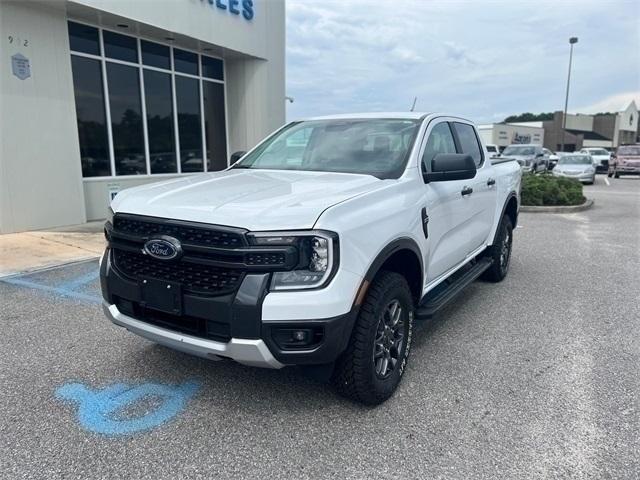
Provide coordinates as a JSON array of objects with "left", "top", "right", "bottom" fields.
[
  {"left": 292, "top": 330, "right": 307, "bottom": 342},
  {"left": 272, "top": 327, "right": 323, "bottom": 350}
]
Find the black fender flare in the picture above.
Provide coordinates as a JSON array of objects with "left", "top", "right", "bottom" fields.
[
  {"left": 362, "top": 237, "right": 423, "bottom": 285},
  {"left": 491, "top": 192, "right": 518, "bottom": 245}
]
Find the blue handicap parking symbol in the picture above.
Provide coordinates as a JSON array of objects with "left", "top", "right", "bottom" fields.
[{"left": 56, "top": 381, "right": 200, "bottom": 436}]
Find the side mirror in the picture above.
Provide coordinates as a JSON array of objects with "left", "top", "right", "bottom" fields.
[
  {"left": 230, "top": 151, "right": 246, "bottom": 164},
  {"left": 424, "top": 154, "right": 476, "bottom": 183}
]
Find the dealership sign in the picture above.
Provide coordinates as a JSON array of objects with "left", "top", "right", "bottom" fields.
[{"left": 201, "top": 0, "right": 254, "bottom": 20}]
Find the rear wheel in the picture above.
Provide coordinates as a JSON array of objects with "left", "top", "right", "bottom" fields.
[
  {"left": 482, "top": 215, "right": 513, "bottom": 282},
  {"left": 333, "top": 271, "right": 414, "bottom": 405},
  {"left": 614, "top": 169, "right": 620, "bottom": 179}
]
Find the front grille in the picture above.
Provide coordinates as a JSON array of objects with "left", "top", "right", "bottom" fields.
[
  {"left": 113, "top": 216, "right": 244, "bottom": 248},
  {"left": 113, "top": 249, "right": 243, "bottom": 296}
]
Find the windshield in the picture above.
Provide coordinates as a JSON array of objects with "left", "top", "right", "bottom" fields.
[
  {"left": 234, "top": 119, "right": 421, "bottom": 178},
  {"left": 588, "top": 149, "right": 609, "bottom": 155},
  {"left": 558, "top": 156, "right": 592, "bottom": 165},
  {"left": 618, "top": 146, "right": 640, "bottom": 156},
  {"left": 503, "top": 146, "right": 535, "bottom": 156}
]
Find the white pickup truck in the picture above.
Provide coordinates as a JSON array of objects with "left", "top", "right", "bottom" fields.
[{"left": 100, "top": 113, "right": 521, "bottom": 405}]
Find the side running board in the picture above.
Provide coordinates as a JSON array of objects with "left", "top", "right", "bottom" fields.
[{"left": 415, "top": 257, "right": 493, "bottom": 320}]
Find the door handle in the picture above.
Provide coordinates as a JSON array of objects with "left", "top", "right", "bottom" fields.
[
  {"left": 487, "top": 178, "right": 496, "bottom": 186},
  {"left": 461, "top": 186, "right": 473, "bottom": 196}
]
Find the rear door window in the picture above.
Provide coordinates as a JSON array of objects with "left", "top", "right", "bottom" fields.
[{"left": 452, "top": 122, "right": 483, "bottom": 167}]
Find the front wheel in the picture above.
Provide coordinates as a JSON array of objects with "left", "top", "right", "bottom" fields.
[
  {"left": 333, "top": 271, "right": 414, "bottom": 405},
  {"left": 482, "top": 215, "right": 513, "bottom": 282}
]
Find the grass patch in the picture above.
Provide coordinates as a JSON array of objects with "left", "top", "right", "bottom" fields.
[{"left": 521, "top": 173, "right": 585, "bottom": 206}]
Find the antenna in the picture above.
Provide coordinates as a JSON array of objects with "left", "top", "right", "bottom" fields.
[{"left": 410, "top": 96, "right": 417, "bottom": 112}]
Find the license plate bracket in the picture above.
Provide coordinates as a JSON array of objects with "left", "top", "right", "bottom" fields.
[{"left": 140, "top": 277, "right": 182, "bottom": 315}]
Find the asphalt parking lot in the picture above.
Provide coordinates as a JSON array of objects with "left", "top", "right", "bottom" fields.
[{"left": 1, "top": 175, "right": 638, "bottom": 479}]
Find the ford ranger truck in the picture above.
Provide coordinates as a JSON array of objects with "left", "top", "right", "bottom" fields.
[{"left": 100, "top": 113, "right": 521, "bottom": 405}]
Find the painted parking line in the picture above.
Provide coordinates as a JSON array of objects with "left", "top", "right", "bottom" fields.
[
  {"left": 604, "top": 177, "right": 610, "bottom": 186},
  {"left": 2, "top": 266, "right": 101, "bottom": 304},
  {"left": 56, "top": 380, "right": 200, "bottom": 436}
]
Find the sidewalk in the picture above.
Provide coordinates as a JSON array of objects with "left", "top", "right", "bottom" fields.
[{"left": 0, "top": 221, "right": 105, "bottom": 277}]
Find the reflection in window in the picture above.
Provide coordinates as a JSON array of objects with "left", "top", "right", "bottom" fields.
[
  {"left": 107, "top": 63, "right": 146, "bottom": 175},
  {"left": 203, "top": 81, "right": 227, "bottom": 171},
  {"left": 144, "top": 70, "right": 177, "bottom": 173},
  {"left": 175, "top": 76, "right": 203, "bottom": 172},
  {"left": 453, "top": 122, "right": 483, "bottom": 166},
  {"left": 70, "top": 56, "right": 110, "bottom": 177},
  {"left": 103, "top": 30, "right": 138, "bottom": 63}
]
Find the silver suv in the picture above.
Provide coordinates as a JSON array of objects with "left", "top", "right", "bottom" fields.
[{"left": 502, "top": 144, "right": 548, "bottom": 173}]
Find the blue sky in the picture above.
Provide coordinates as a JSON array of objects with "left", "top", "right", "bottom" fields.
[{"left": 285, "top": 0, "right": 640, "bottom": 123}]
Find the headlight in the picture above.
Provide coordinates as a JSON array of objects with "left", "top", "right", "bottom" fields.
[{"left": 248, "top": 230, "right": 338, "bottom": 290}]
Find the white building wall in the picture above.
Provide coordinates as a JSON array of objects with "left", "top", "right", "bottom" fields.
[
  {"left": 565, "top": 114, "right": 594, "bottom": 132},
  {"left": 0, "top": 0, "right": 86, "bottom": 233},
  {"left": 477, "top": 123, "right": 544, "bottom": 148},
  {"left": 0, "top": 0, "right": 285, "bottom": 231}
]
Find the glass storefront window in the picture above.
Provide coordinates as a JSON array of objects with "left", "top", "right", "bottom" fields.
[
  {"left": 203, "top": 81, "right": 227, "bottom": 171},
  {"left": 103, "top": 30, "right": 138, "bottom": 63},
  {"left": 144, "top": 70, "right": 177, "bottom": 174},
  {"left": 202, "top": 55, "right": 224, "bottom": 81},
  {"left": 107, "top": 63, "right": 146, "bottom": 175},
  {"left": 174, "top": 48, "right": 199, "bottom": 75},
  {"left": 68, "top": 22, "right": 227, "bottom": 178},
  {"left": 141, "top": 40, "right": 170, "bottom": 70},
  {"left": 68, "top": 22, "right": 100, "bottom": 55},
  {"left": 175, "top": 76, "right": 203, "bottom": 173},
  {"left": 70, "top": 56, "right": 110, "bottom": 177}
]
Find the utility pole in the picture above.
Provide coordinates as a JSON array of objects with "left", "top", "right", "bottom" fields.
[{"left": 560, "top": 37, "right": 578, "bottom": 152}]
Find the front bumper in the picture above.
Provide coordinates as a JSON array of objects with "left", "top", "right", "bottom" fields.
[
  {"left": 614, "top": 165, "right": 640, "bottom": 174},
  {"left": 100, "top": 248, "right": 357, "bottom": 368},
  {"left": 103, "top": 302, "right": 284, "bottom": 368},
  {"left": 553, "top": 171, "right": 594, "bottom": 182}
]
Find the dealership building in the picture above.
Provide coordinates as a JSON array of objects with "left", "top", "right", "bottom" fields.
[{"left": 0, "top": 0, "right": 285, "bottom": 234}]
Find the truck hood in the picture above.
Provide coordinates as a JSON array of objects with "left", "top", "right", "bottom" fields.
[{"left": 112, "top": 169, "right": 384, "bottom": 231}]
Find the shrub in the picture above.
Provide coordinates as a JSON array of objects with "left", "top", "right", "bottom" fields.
[{"left": 521, "top": 173, "right": 585, "bottom": 206}]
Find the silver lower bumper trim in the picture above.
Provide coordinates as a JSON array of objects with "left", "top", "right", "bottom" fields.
[{"left": 103, "top": 302, "right": 284, "bottom": 369}]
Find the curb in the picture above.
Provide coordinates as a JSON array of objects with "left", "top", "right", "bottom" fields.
[{"left": 520, "top": 198, "right": 594, "bottom": 213}]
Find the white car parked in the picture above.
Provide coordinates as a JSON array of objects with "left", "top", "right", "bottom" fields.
[
  {"left": 579, "top": 147, "right": 610, "bottom": 172},
  {"left": 553, "top": 154, "right": 596, "bottom": 184},
  {"left": 101, "top": 113, "right": 522, "bottom": 404}
]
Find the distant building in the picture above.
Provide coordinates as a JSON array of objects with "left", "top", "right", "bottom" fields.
[
  {"left": 477, "top": 123, "right": 544, "bottom": 152},
  {"left": 513, "top": 101, "right": 639, "bottom": 152}
]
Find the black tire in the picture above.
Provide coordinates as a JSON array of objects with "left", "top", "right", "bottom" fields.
[
  {"left": 332, "top": 271, "right": 414, "bottom": 405},
  {"left": 482, "top": 215, "right": 513, "bottom": 282},
  {"left": 614, "top": 169, "right": 620, "bottom": 179},
  {"left": 607, "top": 171, "right": 613, "bottom": 178}
]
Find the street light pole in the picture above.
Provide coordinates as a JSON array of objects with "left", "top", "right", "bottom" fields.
[{"left": 560, "top": 37, "right": 578, "bottom": 152}]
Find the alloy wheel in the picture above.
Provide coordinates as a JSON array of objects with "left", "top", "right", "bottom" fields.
[
  {"left": 500, "top": 229, "right": 512, "bottom": 274},
  {"left": 373, "top": 299, "right": 405, "bottom": 379}
]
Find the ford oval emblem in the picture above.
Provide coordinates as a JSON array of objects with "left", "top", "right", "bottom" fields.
[{"left": 143, "top": 236, "right": 182, "bottom": 261}]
